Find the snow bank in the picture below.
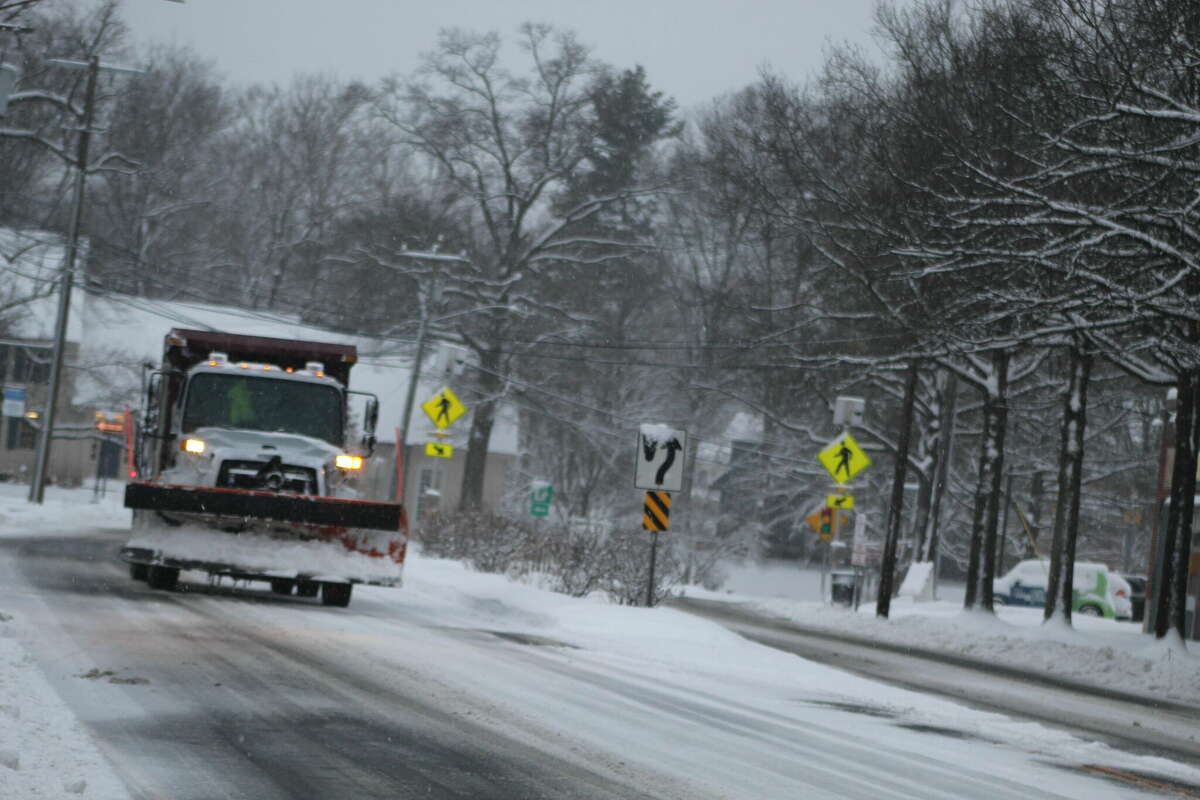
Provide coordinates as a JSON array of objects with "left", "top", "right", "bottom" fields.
[
  {"left": 690, "top": 563, "right": 1200, "bottom": 706},
  {"left": 0, "top": 482, "right": 130, "bottom": 537}
]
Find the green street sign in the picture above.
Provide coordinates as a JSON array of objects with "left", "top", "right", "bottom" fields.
[{"left": 530, "top": 483, "right": 553, "bottom": 517}]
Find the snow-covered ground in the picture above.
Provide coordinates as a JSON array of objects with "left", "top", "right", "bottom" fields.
[
  {"left": 1, "top": 483, "right": 1198, "bottom": 797},
  {"left": 0, "top": 483, "right": 134, "bottom": 798},
  {"left": 696, "top": 558, "right": 1200, "bottom": 707}
]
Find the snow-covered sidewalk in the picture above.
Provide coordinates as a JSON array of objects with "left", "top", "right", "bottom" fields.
[
  {"left": 0, "top": 482, "right": 133, "bottom": 798},
  {"left": 687, "top": 559, "right": 1200, "bottom": 707}
]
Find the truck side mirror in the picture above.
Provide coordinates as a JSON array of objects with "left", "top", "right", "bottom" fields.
[
  {"left": 365, "top": 398, "right": 379, "bottom": 434},
  {"left": 361, "top": 433, "right": 376, "bottom": 457}
]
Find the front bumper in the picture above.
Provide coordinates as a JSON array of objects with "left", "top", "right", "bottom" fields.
[{"left": 125, "top": 482, "right": 404, "bottom": 531}]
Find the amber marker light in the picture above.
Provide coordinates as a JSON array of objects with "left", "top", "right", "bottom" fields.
[
  {"left": 182, "top": 438, "right": 206, "bottom": 454},
  {"left": 335, "top": 454, "right": 363, "bottom": 470}
]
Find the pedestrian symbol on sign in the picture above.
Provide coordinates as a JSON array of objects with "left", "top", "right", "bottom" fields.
[{"left": 817, "top": 433, "right": 870, "bottom": 482}]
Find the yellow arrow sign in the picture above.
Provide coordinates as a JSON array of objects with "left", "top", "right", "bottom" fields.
[
  {"left": 827, "top": 493, "right": 854, "bottom": 509},
  {"left": 421, "top": 385, "right": 466, "bottom": 429},
  {"left": 425, "top": 442, "right": 453, "bottom": 458},
  {"left": 817, "top": 432, "right": 871, "bottom": 482}
]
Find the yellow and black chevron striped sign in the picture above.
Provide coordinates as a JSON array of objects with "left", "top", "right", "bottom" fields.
[{"left": 643, "top": 490, "right": 671, "bottom": 531}]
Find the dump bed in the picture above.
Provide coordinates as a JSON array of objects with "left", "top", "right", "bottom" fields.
[{"left": 163, "top": 329, "right": 358, "bottom": 386}]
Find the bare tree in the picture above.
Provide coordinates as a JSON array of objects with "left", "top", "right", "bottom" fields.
[{"left": 377, "top": 24, "right": 658, "bottom": 510}]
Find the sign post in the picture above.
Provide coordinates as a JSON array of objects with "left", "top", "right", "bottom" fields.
[{"left": 634, "top": 424, "right": 685, "bottom": 608}]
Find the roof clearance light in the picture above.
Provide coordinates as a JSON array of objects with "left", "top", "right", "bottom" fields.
[
  {"left": 335, "top": 454, "right": 363, "bottom": 470},
  {"left": 209, "top": 351, "right": 229, "bottom": 366},
  {"left": 285, "top": 367, "right": 294, "bottom": 373},
  {"left": 262, "top": 364, "right": 272, "bottom": 370},
  {"left": 239, "top": 362, "right": 249, "bottom": 369},
  {"left": 182, "top": 438, "right": 206, "bottom": 454},
  {"left": 305, "top": 361, "right": 324, "bottom": 373}
]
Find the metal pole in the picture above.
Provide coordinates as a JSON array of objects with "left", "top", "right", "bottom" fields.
[
  {"left": 821, "top": 540, "right": 830, "bottom": 601},
  {"left": 30, "top": 55, "right": 98, "bottom": 504},
  {"left": 646, "top": 530, "right": 659, "bottom": 607}
]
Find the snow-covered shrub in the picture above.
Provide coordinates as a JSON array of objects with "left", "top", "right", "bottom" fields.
[{"left": 601, "top": 527, "right": 682, "bottom": 606}]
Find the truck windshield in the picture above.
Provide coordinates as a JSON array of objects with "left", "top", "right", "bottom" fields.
[{"left": 182, "top": 373, "right": 343, "bottom": 444}]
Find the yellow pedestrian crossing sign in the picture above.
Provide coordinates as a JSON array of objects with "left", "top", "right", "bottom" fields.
[
  {"left": 827, "top": 493, "right": 854, "bottom": 509},
  {"left": 422, "top": 386, "right": 466, "bottom": 429},
  {"left": 818, "top": 433, "right": 870, "bottom": 482},
  {"left": 425, "top": 442, "right": 453, "bottom": 458}
]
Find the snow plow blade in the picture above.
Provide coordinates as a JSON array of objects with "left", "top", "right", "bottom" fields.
[{"left": 124, "top": 482, "right": 403, "bottom": 531}]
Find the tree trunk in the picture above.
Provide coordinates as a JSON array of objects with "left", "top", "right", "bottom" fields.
[
  {"left": 1027, "top": 470, "right": 1045, "bottom": 557},
  {"left": 963, "top": 390, "right": 992, "bottom": 610},
  {"left": 458, "top": 349, "right": 501, "bottom": 511},
  {"left": 877, "top": 360, "right": 919, "bottom": 618},
  {"left": 1172, "top": 369, "right": 1200, "bottom": 639},
  {"left": 1045, "top": 347, "right": 1092, "bottom": 624},
  {"left": 1157, "top": 370, "right": 1197, "bottom": 637},
  {"left": 922, "top": 370, "right": 958, "bottom": 564},
  {"left": 979, "top": 350, "right": 1010, "bottom": 613},
  {"left": 909, "top": 380, "right": 937, "bottom": 562}
]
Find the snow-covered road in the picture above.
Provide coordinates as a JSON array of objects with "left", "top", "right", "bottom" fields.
[{"left": 1, "top": 497, "right": 1197, "bottom": 798}]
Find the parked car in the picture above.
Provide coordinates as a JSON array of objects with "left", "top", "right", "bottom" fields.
[
  {"left": 993, "top": 559, "right": 1127, "bottom": 619},
  {"left": 1121, "top": 574, "right": 1147, "bottom": 622}
]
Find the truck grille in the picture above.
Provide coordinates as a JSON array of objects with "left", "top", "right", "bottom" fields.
[{"left": 217, "top": 460, "right": 317, "bottom": 494}]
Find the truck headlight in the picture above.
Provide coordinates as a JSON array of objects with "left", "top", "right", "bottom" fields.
[
  {"left": 335, "top": 454, "right": 363, "bottom": 470},
  {"left": 182, "top": 438, "right": 206, "bottom": 454}
]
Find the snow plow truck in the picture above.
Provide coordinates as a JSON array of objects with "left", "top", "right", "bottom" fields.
[{"left": 122, "top": 329, "right": 407, "bottom": 607}]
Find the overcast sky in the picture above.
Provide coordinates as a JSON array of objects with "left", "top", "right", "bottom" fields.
[{"left": 122, "top": 0, "right": 892, "bottom": 111}]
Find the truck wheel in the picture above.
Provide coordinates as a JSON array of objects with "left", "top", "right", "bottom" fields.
[
  {"left": 320, "top": 583, "right": 352, "bottom": 608},
  {"left": 146, "top": 566, "right": 179, "bottom": 591},
  {"left": 130, "top": 563, "right": 149, "bottom": 582},
  {"left": 270, "top": 579, "right": 295, "bottom": 596},
  {"left": 296, "top": 581, "right": 319, "bottom": 598}
]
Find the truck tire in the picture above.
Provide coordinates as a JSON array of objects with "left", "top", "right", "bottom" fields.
[
  {"left": 130, "top": 563, "right": 149, "bottom": 581},
  {"left": 146, "top": 565, "right": 179, "bottom": 591},
  {"left": 321, "top": 582, "right": 352, "bottom": 608},
  {"left": 1078, "top": 604, "right": 1102, "bottom": 616},
  {"left": 296, "top": 581, "right": 319, "bottom": 598},
  {"left": 270, "top": 579, "right": 295, "bottom": 596}
]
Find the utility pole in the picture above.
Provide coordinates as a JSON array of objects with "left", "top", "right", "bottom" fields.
[
  {"left": 29, "top": 55, "right": 99, "bottom": 504},
  {"left": 393, "top": 263, "right": 440, "bottom": 504}
]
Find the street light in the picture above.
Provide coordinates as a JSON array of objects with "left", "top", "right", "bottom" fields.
[{"left": 28, "top": 55, "right": 144, "bottom": 504}]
